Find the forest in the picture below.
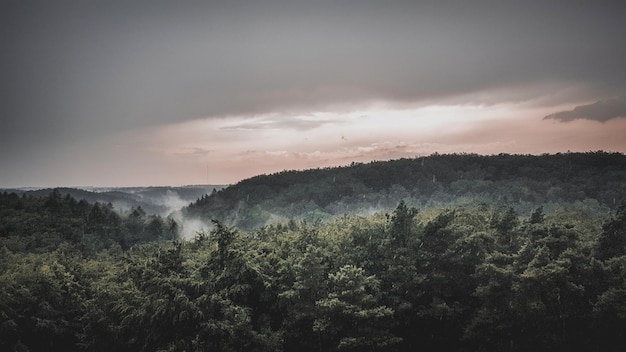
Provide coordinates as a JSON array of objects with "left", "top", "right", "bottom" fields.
[
  {"left": 1, "top": 152, "right": 626, "bottom": 351},
  {"left": 185, "top": 152, "right": 626, "bottom": 229}
]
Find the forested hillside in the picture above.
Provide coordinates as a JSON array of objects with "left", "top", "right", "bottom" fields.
[
  {"left": 185, "top": 152, "right": 626, "bottom": 229},
  {"left": 2, "top": 200, "right": 626, "bottom": 351},
  {"left": 0, "top": 189, "right": 178, "bottom": 255},
  {"left": 1, "top": 185, "right": 223, "bottom": 217},
  {"left": 2, "top": 152, "right": 626, "bottom": 351}
]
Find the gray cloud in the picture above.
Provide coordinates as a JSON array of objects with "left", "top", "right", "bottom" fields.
[
  {"left": 2, "top": 0, "right": 626, "bottom": 186},
  {"left": 544, "top": 96, "right": 626, "bottom": 122}
]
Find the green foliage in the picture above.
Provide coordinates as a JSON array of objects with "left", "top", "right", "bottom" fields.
[
  {"left": 314, "top": 265, "right": 400, "bottom": 351},
  {"left": 3, "top": 192, "right": 626, "bottom": 351},
  {"left": 185, "top": 152, "right": 626, "bottom": 229},
  {"left": 388, "top": 200, "right": 418, "bottom": 247},
  {"left": 0, "top": 191, "right": 179, "bottom": 255},
  {"left": 596, "top": 203, "right": 626, "bottom": 260}
]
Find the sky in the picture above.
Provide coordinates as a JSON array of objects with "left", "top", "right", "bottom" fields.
[{"left": 2, "top": 0, "right": 626, "bottom": 188}]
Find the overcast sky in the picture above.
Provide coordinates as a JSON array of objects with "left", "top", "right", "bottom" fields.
[{"left": 2, "top": 0, "right": 626, "bottom": 188}]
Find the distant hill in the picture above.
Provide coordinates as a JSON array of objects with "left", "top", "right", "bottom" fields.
[
  {"left": 184, "top": 152, "right": 626, "bottom": 229},
  {"left": 1, "top": 185, "right": 226, "bottom": 216}
]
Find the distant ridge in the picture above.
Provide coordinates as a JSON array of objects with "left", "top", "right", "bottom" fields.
[
  {"left": 1, "top": 185, "right": 226, "bottom": 216},
  {"left": 185, "top": 152, "right": 626, "bottom": 229}
]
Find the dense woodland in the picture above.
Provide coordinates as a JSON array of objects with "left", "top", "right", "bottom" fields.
[
  {"left": 186, "top": 152, "right": 626, "bottom": 229},
  {"left": 0, "top": 186, "right": 220, "bottom": 217},
  {"left": 0, "top": 189, "right": 178, "bottom": 255},
  {"left": 2, "top": 152, "right": 626, "bottom": 351}
]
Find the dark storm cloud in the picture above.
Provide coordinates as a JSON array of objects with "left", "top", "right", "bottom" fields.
[
  {"left": 2, "top": 0, "right": 626, "bottom": 185},
  {"left": 544, "top": 96, "right": 626, "bottom": 122}
]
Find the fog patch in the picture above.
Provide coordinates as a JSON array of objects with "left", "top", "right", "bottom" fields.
[
  {"left": 179, "top": 217, "right": 211, "bottom": 241},
  {"left": 168, "top": 210, "right": 211, "bottom": 241},
  {"left": 158, "top": 190, "right": 191, "bottom": 216}
]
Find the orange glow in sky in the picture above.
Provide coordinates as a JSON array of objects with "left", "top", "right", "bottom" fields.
[{"left": 73, "top": 102, "right": 624, "bottom": 186}]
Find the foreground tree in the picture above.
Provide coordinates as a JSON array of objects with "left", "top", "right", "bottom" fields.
[{"left": 314, "top": 265, "right": 400, "bottom": 351}]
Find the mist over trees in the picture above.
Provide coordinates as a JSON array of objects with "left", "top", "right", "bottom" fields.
[
  {"left": 2, "top": 152, "right": 626, "bottom": 351},
  {"left": 1, "top": 185, "right": 224, "bottom": 217},
  {"left": 0, "top": 189, "right": 178, "bottom": 254},
  {"left": 185, "top": 152, "right": 626, "bottom": 229}
]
